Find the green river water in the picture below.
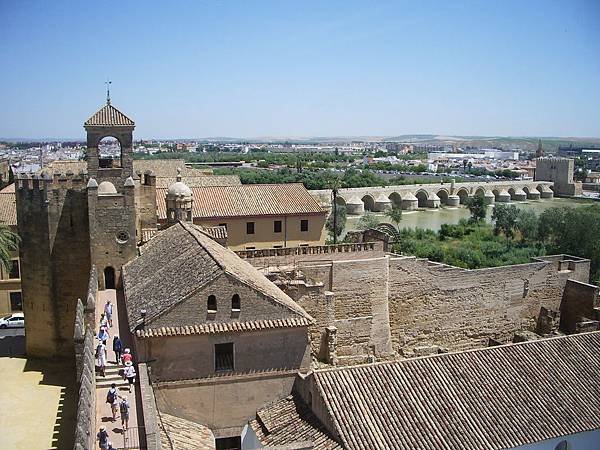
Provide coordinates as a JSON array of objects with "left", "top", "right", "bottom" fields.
[{"left": 345, "top": 197, "right": 595, "bottom": 233}]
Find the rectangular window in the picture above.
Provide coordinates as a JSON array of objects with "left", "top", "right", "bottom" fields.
[
  {"left": 300, "top": 219, "right": 309, "bottom": 232},
  {"left": 215, "top": 343, "right": 234, "bottom": 372},
  {"left": 299, "top": 244, "right": 309, "bottom": 247},
  {"left": 10, "top": 292, "right": 22, "bottom": 311},
  {"left": 246, "top": 222, "right": 255, "bottom": 234},
  {"left": 274, "top": 220, "right": 282, "bottom": 233},
  {"left": 273, "top": 245, "right": 283, "bottom": 249},
  {"left": 245, "top": 246, "right": 255, "bottom": 250},
  {"left": 8, "top": 260, "right": 19, "bottom": 279}
]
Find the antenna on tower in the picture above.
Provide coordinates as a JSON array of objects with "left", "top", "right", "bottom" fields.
[{"left": 105, "top": 79, "right": 112, "bottom": 105}]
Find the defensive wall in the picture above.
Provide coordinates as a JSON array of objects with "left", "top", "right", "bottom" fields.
[
  {"left": 310, "top": 179, "right": 555, "bottom": 214},
  {"left": 73, "top": 267, "right": 98, "bottom": 450},
  {"left": 243, "top": 244, "right": 593, "bottom": 362}
]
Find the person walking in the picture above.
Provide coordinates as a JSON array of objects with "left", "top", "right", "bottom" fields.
[
  {"left": 97, "top": 426, "right": 109, "bottom": 449},
  {"left": 122, "top": 348, "right": 133, "bottom": 365},
  {"left": 123, "top": 361, "right": 136, "bottom": 393},
  {"left": 96, "top": 341, "right": 107, "bottom": 377},
  {"left": 113, "top": 336, "right": 123, "bottom": 365},
  {"left": 120, "top": 396, "right": 130, "bottom": 431},
  {"left": 106, "top": 383, "right": 119, "bottom": 421},
  {"left": 97, "top": 326, "right": 110, "bottom": 346},
  {"left": 104, "top": 299, "right": 113, "bottom": 328}
]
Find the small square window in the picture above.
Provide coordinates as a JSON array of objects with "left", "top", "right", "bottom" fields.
[
  {"left": 300, "top": 220, "right": 309, "bottom": 232},
  {"left": 10, "top": 292, "right": 22, "bottom": 311},
  {"left": 215, "top": 343, "right": 234, "bottom": 372},
  {"left": 274, "top": 220, "right": 282, "bottom": 233},
  {"left": 246, "top": 222, "right": 255, "bottom": 234},
  {"left": 8, "top": 260, "right": 19, "bottom": 279}
]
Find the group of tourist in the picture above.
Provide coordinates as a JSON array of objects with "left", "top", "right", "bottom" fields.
[{"left": 95, "top": 298, "right": 137, "bottom": 449}]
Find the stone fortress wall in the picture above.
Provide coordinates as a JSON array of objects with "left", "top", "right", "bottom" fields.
[{"left": 242, "top": 248, "right": 592, "bottom": 364}]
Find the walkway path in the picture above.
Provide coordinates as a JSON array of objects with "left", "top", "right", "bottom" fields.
[{"left": 94, "top": 289, "right": 144, "bottom": 449}]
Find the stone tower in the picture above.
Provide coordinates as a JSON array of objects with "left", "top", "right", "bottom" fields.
[
  {"left": 16, "top": 172, "right": 91, "bottom": 358},
  {"left": 84, "top": 101, "right": 138, "bottom": 289},
  {"left": 166, "top": 168, "right": 193, "bottom": 225},
  {"left": 15, "top": 99, "right": 139, "bottom": 358}
]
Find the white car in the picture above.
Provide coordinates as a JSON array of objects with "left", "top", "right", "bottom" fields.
[{"left": 0, "top": 312, "right": 24, "bottom": 329}]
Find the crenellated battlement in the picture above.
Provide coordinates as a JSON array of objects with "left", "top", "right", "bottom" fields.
[{"left": 15, "top": 170, "right": 89, "bottom": 192}]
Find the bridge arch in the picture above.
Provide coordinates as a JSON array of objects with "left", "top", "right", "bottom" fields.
[
  {"left": 508, "top": 187, "right": 516, "bottom": 200},
  {"left": 456, "top": 188, "right": 469, "bottom": 204},
  {"left": 415, "top": 190, "right": 429, "bottom": 208},
  {"left": 388, "top": 192, "right": 402, "bottom": 209},
  {"left": 436, "top": 189, "right": 449, "bottom": 205},
  {"left": 522, "top": 186, "right": 530, "bottom": 195},
  {"left": 492, "top": 189, "right": 500, "bottom": 201},
  {"left": 474, "top": 187, "right": 486, "bottom": 198},
  {"left": 334, "top": 196, "right": 346, "bottom": 206},
  {"left": 361, "top": 194, "right": 375, "bottom": 212}
]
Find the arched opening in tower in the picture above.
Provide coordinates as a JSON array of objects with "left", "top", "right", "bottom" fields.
[{"left": 98, "top": 136, "right": 122, "bottom": 169}]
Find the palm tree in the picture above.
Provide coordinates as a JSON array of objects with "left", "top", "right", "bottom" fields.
[
  {"left": 329, "top": 176, "right": 342, "bottom": 244},
  {"left": 0, "top": 224, "right": 20, "bottom": 274}
]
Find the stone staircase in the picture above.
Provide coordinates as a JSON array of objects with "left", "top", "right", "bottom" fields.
[{"left": 96, "top": 364, "right": 127, "bottom": 389}]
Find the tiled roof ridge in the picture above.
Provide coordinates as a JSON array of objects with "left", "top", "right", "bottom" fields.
[
  {"left": 180, "top": 221, "right": 225, "bottom": 269},
  {"left": 314, "top": 330, "right": 599, "bottom": 375},
  {"left": 136, "top": 317, "right": 312, "bottom": 338},
  {"left": 84, "top": 102, "right": 135, "bottom": 127}
]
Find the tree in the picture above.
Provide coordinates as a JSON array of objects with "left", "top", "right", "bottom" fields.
[
  {"left": 492, "top": 204, "right": 520, "bottom": 242},
  {"left": 385, "top": 205, "right": 403, "bottom": 229},
  {"left": 356, "top": 212, "right": 380, "bottom": 231},
  {"left": 0, "top": 224, "right": 19, "bottom": 274},
  {"left": 464, "top": 195, "right": 486, "bottom": 222},
  {"left": 326, "top": 205, "right": 346, "bottom": 241},
  {"left": 516, "top": 209, "right": 539, "bottom": 242}
]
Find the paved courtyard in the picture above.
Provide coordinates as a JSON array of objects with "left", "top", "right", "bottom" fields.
[{"left": 0, "top": 356, "right": 76, "bottom": 449}]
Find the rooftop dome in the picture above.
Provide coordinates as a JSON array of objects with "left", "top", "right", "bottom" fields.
[
  {"left": 98, "top": 181, "right": 117, "bottom": 195},
  {"left": 167, "top": 168, "right": 192, "bottom": 197}
]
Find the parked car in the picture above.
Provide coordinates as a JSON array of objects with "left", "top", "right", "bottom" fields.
[{"left": 0, "top": 312, "right": 24, "bottom": 329}]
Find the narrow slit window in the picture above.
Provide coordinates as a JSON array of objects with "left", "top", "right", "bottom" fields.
[
  {"left": 207, "top": 295, "right": 217, "bottom": 312},
  {"left": 231, "top": 294, "right": 240, "bottom": 311}
]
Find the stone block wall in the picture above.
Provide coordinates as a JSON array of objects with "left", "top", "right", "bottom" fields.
[
  {"left": 138, "top": 327, "right": 311, "bottom": 381},
  {"left": 147, "top": 274, "right": 300, "bottom": 329},
  {"left": 559, "top": 279, "right": 600, "bottom": 333},
  {"left": 387, "top": 255, "right": 590, "bottom": 354},
  {"left": 16, "top": 175, "right": 91, "bottom": 357}
]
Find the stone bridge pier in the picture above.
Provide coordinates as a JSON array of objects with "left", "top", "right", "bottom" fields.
[{"left": 312, "top": 179, "right": 554, "bottom": 215}]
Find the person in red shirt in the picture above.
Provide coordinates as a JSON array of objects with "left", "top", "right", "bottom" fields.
[{"left": 121, "top": 348, "right": 133, "bottom": 364}]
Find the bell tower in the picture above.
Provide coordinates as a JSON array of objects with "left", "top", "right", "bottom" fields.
[{"left": 84, "top": 99, "right": 138, "bottom": 289}]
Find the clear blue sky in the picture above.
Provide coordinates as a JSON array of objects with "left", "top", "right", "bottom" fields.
[{"left": 1, "top": 0, "right": 599, "bottom": 139}]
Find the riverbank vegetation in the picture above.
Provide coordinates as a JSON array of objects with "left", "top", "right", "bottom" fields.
[{"left": 390, "top": 204, "right": 600, "bottom": 284}]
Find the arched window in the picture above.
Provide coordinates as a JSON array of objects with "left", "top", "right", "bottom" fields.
[
  {"left": 231, "top": 294, "right": 240, "bottom": 311},
  {"left": 207, "top": 295, "right": 217, "bottom": 312}
]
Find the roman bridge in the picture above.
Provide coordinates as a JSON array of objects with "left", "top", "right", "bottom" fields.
[{"left": 310, "top": 179, "right": 555, "bottom": 214}]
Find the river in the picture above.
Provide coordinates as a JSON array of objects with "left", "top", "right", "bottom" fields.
[{"left": 345, "top": 197, "right": 594, "bottom": 233}]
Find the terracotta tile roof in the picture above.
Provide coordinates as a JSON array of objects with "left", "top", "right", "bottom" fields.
[
  {"left": 123, "top": 221, "right": 312, "bottom": 331},
  {"left": 136, "top": 317, "right": 312, "bottom": 338},
  {"left": 47, "top": 160, "right": 87, "bottom": 174},
  {"left": 154, "top": 175, "right": 241, "bottom": 188},
  {"left": 313, "top": 332, "right": 600, "bottom": 450},
  {"left": 155, "top": 183, "right": 326, "bottom": 220},
  {"left": 0, "top": 192, "right": 16, "bottom": 226},
  {"left": 201, "top": 225, "right": 227, "bottom": 240},
  {"left": 250, "top": 396, "right": 342, "bottom": 449},
  {"left": 84, "top": 103, "right": 135, "bottom": 127},
  {"left": 158, "top": 412, "right": 215, "bottom": 449}
]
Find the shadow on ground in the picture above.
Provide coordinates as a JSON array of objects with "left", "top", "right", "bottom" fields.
[{"left": 23, "top": 357, "right": 77, "bottom": 450}]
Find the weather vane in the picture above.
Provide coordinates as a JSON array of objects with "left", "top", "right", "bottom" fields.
[{"left": 105, "top": 79, "right": 112, "bottom": 104}]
